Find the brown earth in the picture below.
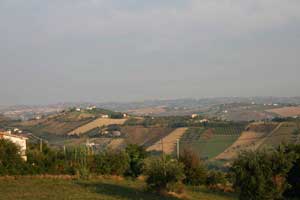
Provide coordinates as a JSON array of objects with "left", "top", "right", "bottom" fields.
[
  {"left": 267, "top": 106, "right": 300, "bottom": 117},
  {"left": 68, "top": 118, "right": 127, "bottom": 135},
  {"left": 127, "top": 106, "right": 166, "bottom": 116},
  {"left": 147, "top": 127, "right": 188, "bottom": 154},
  {"left": 121, "top": 126, "right": 174, "bottom": 147},
  {"left": 215, "top": 123, "right": 281, "bottom": 160}
]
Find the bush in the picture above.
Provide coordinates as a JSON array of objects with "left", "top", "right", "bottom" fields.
[
  {"left": 94, "top": 149, "right": 129, "bottom": 176},
  {"left": 26, "top": 143, "right": 70, "bottom": 174},
  {"left": 206, "top": 170, "right": 226, "bottom": 190},
  {"left": 231, "top": 147, "right": 294, "bottom": 200},
  {"left": 125, "top": 144, "right": 148, "bottom": 177},
  {"left": 143, "top": 156, "right": 185, "bottom": 193},
  {"left": 282, "top": 144, "right": 300, "bottom": 198},
  {"left": 179, "top": 148, "right": 207, "bottom": 185},
  {"left": 0, "top": 139, "right": 26, "bottom": 175}
]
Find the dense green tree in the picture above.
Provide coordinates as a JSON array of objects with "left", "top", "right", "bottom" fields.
[
  {"left": 125, "top": 144, "right": 148, "bottom": 177},
  {"left": 94, "top": 149, "right": 129, "bottom": 176},
  {"left": 283, "top": 144, "right": 300, "bottom": 198},
  {"left": 231, "top": 147, "right": 294, "bottom": 200},
  {"left": 0, "top": 139, "right": 25, "bottom": 175},
  {"left": 143, "top": 156, "right": 185, "bottom": 192},
  {"left": 179, "top": 148, "right": 207, "bottom": 185}
]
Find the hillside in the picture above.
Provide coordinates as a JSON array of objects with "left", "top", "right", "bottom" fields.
[
  {"left": 12, "top": 108, "right": 127, "bottom": 143},
  {"left": 260, "top": 122, "right": 300, "bottom": 147},
  {"left": 68, "top": 118, "right": 127, "bottom": 136},
  {"left": 215, "top": 122, "right": 279, "bottom": 160},
  {"left": 180, "top": 123, "right": 245, "bottom": 159},
  {"left": 267, "top": 106, "right": 300, "bottom": 117},
  {"left": 147, "top": 127, "right": 188, "bottom": 154}
]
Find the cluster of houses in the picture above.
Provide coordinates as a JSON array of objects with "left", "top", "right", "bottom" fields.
[
  {"left": 0, "top": 130, "right": 28, "bottom": 161},
  {"left": 75, "top": 105, "right": 97, "bottom": 112},
  {"left": 191, "top": 114, "right": 209, "bottom": 123}
]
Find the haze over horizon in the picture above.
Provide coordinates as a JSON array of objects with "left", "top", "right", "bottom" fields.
[{"left": 1, "top": 0, "right": 300, "bottom": 105}]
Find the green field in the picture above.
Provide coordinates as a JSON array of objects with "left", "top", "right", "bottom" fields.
[
  {"left": 262, "top": 122, "right": 299, "bottom": 148},
  {"left": 180, "top": 125, "right": 243, "bottom": 159},
  {"left": 0, "top": 177, "right": 236, "bottom": 200}
]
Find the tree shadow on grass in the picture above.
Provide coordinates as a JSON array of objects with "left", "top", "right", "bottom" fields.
[
  {"left": 189, "top": 186, "right": 237, "bottom": 199},
  {"left": 77, "top": 181, "right": 179, "bottom": 200}
]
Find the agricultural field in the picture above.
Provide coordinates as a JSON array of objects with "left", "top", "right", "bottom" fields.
[
  {"left": 0, "top": 177, "right": 236, "bottom": 200},
  {"left": 216, "top": 122, "right": 279, "bottom": 160},
  {"left": 180, "top": 124, "right": 245, "bottom": 159},
  {"left": 68, "top": 118, "right": 127, "bottom": 136},
  {"left": 121, "top": 126, "right": 174, "bottom": 147},
  {"left": 261, "top": 122, "right": 300, "bottom": 148},
  {"left": 13, "top": 111, "right": 96, "bottom": 142},
  {"left": 147, "top": 127, "right": 188, "bottom": 154},
  {"left": 127, "top": 106, "right": 167, "bottom": 116},
  {"left": 267, "top": 106, "right": 300, "bottom": 117}
]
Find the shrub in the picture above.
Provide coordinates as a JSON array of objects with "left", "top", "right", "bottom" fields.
[
  {"left": 94, "top": 149, "right": 129, "bottom": 176},
  {"left": 231, "top": 147, "right": 294, "bottom": 200},
  {"left": 206, "top": 170, "right": 226, "bottom": 190},
  {"left": 125, "top": 144, "right": 148, "bottom": 177},
  {"left": 283, "top": 144, "right": 300, "bottom": 198},
  {"left": 143, "top": 156, "right": 185, "bottom": 193},
  {"left": 0, "top": 139, "right": 26, "bottom": 175},
  {"left": 26, "top": 143, "right": 69, "bottom": 174},
  {"left": 179, "top": 148, "right": 207, "bottom": 185}
]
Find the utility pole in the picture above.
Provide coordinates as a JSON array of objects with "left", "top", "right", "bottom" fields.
[
  {"left": 161, "top": 138, "right": 166, "bottom": 176},
  {"left": 40, "top": 139, "right": 43, "bottom": 152},
  {"left": 63, "top": 145, "right": 66, "bottom": 156},
  {"left": 176, "top": 139, "right": 180, "bottom": 159},
  {"left": 28, "top": 133, "right": 47, "bottom": 153},
  {"left": 161, "top": 138, "right": 164, "bottom": 154}
]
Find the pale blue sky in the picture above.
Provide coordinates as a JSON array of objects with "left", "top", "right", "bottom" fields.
[{"left": 0, "top": 0, "right": 300, "bottom": 105}]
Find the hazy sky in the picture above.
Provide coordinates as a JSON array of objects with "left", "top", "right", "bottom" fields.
[{"left": 1, "top": 0, "right": 300, "bottom": 105}]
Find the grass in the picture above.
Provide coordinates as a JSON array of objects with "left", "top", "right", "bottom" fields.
[
  {"left": 180, "top": 127, "right": 242, "bottom": 159},
  {"left": 262, "top": 122, "right": 298, "bottom": 148},
  {"left": 0, "top": 177, "right": 236, "bottom": 200}
]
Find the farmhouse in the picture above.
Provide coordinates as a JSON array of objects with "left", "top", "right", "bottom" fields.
[
  {"left": 191, "top": 114, "right": 198, "bottom": 119},
  {"left": 86, "top": 106, "right": 96, "bottom": 110},
  {"left": 200, "top": 119, "right": 209, "bottom": 123},
  {"left": 0, "top": 131, "right": 28, "bottom": 161},
  {"left": 101, "top": 114, "right": 109, "bottom": 118}
]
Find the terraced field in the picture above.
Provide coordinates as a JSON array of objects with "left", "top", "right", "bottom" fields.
[{"left": 180, "top": 125, "right": 244, "bottom": 159}]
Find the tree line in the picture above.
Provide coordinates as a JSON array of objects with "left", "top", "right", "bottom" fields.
[{"left": 1, "top": 138, "right": 300, "bottom": 199}]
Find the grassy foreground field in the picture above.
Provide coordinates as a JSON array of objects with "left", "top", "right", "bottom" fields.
[{"left": 0, "top": 177, "right": 236, "bottom": 200}]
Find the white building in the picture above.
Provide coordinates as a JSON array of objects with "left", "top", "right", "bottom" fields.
[
  {"left": 200, "top": 119, "right": 209, "bottom": 123},
  {"left": 101, "top": 114, "right": 109, "bottom": 118},
  {"left": 191, "top": 114, "right": 198, "bottom": 119},
  {"left": 86, "top": 106, "right": 96, "bottom": 110},
  {"left": 0, "top": 131, "right": 28, "bottom": 161}
]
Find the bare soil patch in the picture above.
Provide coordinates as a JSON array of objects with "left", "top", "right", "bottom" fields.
[{"left": 267, "top": 106, "right": 300, "bottom": 117}]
